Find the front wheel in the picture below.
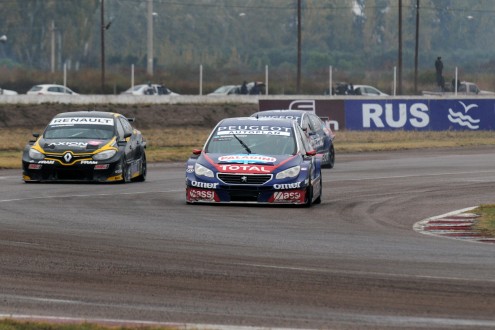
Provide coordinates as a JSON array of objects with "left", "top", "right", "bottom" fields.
[
  {"left": 119, "top": 158, "right": 131, "bottom": 183},
  {"left": 134, "top": 153, "right": 147, "bottom": 182}
]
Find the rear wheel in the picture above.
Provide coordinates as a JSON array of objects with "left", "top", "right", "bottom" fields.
[
  {"left": 314, "top": 175, "right": 322, "bottom": 204},
  {"left": 323, "top": 144, "right": 335, "bottom": 168}
]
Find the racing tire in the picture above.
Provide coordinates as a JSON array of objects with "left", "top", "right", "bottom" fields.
[
  {"left": 120, "top": 158, "right": 131, "bottom": 183},
  {"left": 304, "top": 179, "right": 313, "bottom": 208},
  {"left": 134, "top": 153, "right": 147, "bottom": 182},
  {"left": 314, "top": 175, "right": 322, "bottom": 204},
  {"left": 322, "top": 144, "right": 335, "bottom": 169}
]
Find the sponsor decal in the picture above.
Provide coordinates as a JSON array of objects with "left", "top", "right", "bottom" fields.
[
  {"left": 191, "top": 181, "right": 219, "bottom": 189},
  {"left": 448, "top": 101, "right": 480, "bottom": 130},
  {"left": 288, "top": 100, "right": 316, "bottom": 112},
  {"left": 49, "top": 117, "right": 114, "bottom": 126},
  {"left": 187, "top": 187, "right": 218, "bottom": 201},
  {"left": 217, "top": 125, "right": 291, "bottom": 136},
  {"left": 218, "top": 164, "right": 272, "bottom": 173},
  {"left": 270, "top": 190, "right": 305, "bottom": 203},
  {"left": 48, "top": 141, "right": 89, "bottom": 148},
  {"left": 81, "top": 160, "right": 98, "bottom": 165},
  {"left": 88, "top": 140, "right": 104, "bottom": 146},
  {"left": 186, "top": 165, "right": 194, "bottom": 173},
  {"left": 218, "top": 154, "right": 276, "bottom": 164},
  {"left": 28, "top": 164, "right": 42, "bottom": 169},
  {"left": 94, "top": 164, "right": 109, "bottom": 170},
  {"left": 38, "top": 160, "right": 55, "bottom": 164},
  {"left": 257, "top": 114, "right": 301, "bottom": 121},
  {"left": 274, "top": 182, "right": 301, "bottom": 189}
]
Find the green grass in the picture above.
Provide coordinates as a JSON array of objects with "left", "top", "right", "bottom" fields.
[
  {"left": 0, "top": 319, "right": 177, "bottom": 330},
  {"left": 5, "top": 129, "right": 495, "bottom": 168},
  {"left": 472, "top": 204, "right": 495, "bottom": 236}
]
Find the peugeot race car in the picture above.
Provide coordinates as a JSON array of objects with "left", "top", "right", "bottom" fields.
[
  {"left": 251, "top": 110, "right": 335, "bottom": 168},
  {"left": 186, "top": 117, "right": 322, "bottom": 206},
  {"left": 22, "top": 111, "right": 147, "bottom": 183}
]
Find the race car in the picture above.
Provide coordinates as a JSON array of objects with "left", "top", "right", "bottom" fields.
[
  {"left": 251, "top": 109, "right": 335, "bottom": 168},
  {"left": 186, "top": 117, "right": 322, "bottom": 206},
  {"left": 22, "top": 111, "right": 147, "bottom": 183}
]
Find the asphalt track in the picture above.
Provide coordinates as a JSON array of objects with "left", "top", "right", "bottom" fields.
[{"left": 1, "top": 147, "right": 495, "bottom": 329}]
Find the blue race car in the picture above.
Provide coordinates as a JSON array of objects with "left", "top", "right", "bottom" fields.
[
  {"left": 251, "top": 110, "right": 335, "bottom": 168},
  {"left": 185, "top": 117, "right": 322, "bottom": 206}
]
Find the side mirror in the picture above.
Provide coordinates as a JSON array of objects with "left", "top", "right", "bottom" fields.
[
  {"left": 192, "top": 149, "right": 202, "bottom": 155},
  {"left": 306, "top": 150, "right": 317, "bottom": 157},
  {"left": 29, "top": 133, "right": 40, "bottom": 143}
]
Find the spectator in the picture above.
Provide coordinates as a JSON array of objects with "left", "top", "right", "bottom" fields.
[
  {"left": 240, "top": 81, "right": 248, "bottom": 95},
  {"left": 435, "top": 57, "right": 444, "bottom": 90},
  {"left": 250, "top": 82, "right": 260, "bottom": 95}
]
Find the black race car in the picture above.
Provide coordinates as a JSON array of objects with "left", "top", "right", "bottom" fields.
[{"left": 22, "top": 111, "right": 147, "bottom": 183}]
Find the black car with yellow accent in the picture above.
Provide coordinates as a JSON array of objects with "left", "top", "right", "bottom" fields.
[{"left": 22, "top": 111, "right": 147, "bottom": 183}]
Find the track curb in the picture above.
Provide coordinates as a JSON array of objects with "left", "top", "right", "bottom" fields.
[{"left": 414, "top": 207, "right": 495, "bottom": 244}]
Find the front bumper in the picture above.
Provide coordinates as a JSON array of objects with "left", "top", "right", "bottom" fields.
[
  {"left": 185, "top": 182, "right": 308, "bottom": 204},
  {"left": 22, "top": 159, "right": 123, "bottom": 182}
]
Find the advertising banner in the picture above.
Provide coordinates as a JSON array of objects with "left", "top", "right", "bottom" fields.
[
  {"left": 258, "top": 99, "right": 345, "bottom": 131},
  {"left": 345, "top": 99, "right": 495, "bottom": 130},
  {"left": 259, "top": 98, "right": 495, "bottom": 131}
]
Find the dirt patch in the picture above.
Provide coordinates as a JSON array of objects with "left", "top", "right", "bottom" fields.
[{"left": 0, "top": 103, "right": 259, "bottom": 130}]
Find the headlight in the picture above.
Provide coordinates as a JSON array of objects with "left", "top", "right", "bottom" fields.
[
  {"left": 29, "top": 148, "right": 45, "bottom": 160},
  {"left": 93, "top": 149, "right": 117, "bottom": 160},
  {"left": 195, "top": 163, "right": 214, "bottom": 178},
  {"left": 276, "top": 165, "right": 300, "bottom": 179}
]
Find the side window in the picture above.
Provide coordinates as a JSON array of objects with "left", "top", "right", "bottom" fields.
[
  {"left": 119, "top": 117, "right": 134, "bottom": 136},
  {"left": 309, "top": 114, "right": 323, "bottom": 131},
  {"left": 116, "top": 119, "right": 126, "bottom": 139},
  {"left": 295, "top": 125, "right": 312, "bottom": 153},
  {"left": 301, "top": 115, "right": 312, "bottom": 133}
]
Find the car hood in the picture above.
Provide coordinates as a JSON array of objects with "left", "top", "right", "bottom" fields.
[
  {"left": 201, "top": 153, "right": 299, "bottom": 174},
  {"left": 37, "top": 138, "right": 114, "bottom": 153}
]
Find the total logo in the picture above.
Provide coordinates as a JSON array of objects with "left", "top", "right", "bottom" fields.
[{"left": 218, "top": 164, "right": 271, "bottom": 173}]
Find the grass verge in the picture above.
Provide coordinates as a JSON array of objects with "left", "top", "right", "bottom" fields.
[
  {"left": 0, "top": 319, "right": 177, "bottom": 330},
  {"left": 472, "top": 205, "right": 495, "bottom": 236},
  {"left": 5, "top": 129, "right": 495, "bottom": 168}
]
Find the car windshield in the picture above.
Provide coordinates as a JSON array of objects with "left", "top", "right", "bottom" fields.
[
  {"left": 44, "top": 124, "right": 115, "bottom": 139},
  {"left": 206, "top": 128, "right": 296, "bottom": 155}
]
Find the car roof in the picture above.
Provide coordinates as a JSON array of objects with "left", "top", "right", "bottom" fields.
[
  {"left": 53, "top": 111, "right": 119, "bottom": 119},
  {"left": 217, "top": 116, "right": 296, "bottom": 128},
  {"left": 251, "top": 109, "right": 313, "bottom": 121}
]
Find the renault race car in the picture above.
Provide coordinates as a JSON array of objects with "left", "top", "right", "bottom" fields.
[
  {"left": 22, "top": 111, "right": 147, "bottom": 183},
  {"left": 186, "top": 117, "right": 322, "bottom": 206},
  {"left": 251, "top": 110, "right": 335, "bottom": 168}
]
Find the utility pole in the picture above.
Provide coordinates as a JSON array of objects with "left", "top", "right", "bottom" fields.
[
  {"left": 51, "top": 21, "right": 56, "bottom": 73},
  {"left": 414, "top": 0, "right": 420, "bottom": 94},
  {"left": 296, "top": 0, "right": 301, "bottom": 94},
  {"left": 100, "top": 0, "right": 105, "bottom": 93},
  {"left": 147, "top": 0, "right": 154, "bottom": 77},
  {"left": 398, "top": 0, "right": 403, "bottom": 95}
]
